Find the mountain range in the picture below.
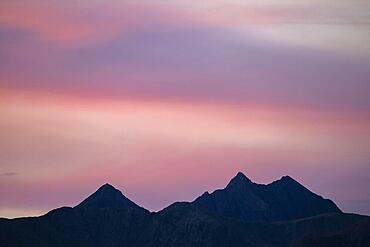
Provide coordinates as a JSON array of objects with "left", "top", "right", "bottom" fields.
[{"left": 1, "top": 172, "right": 369, "bottom": 246}]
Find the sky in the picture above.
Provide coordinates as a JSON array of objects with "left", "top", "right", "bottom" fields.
[{"left": 0, "top": 0, "right": 370, "bottom": 218}]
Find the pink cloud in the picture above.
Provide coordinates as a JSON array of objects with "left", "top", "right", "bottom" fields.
[
  {"left": 0, "top": 1, "right": 198, "bottom": 46},
  {"left": 1, "top": 90, "right": 369, "bottom": 216}
]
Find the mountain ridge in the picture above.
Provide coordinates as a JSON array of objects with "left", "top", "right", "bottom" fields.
[
  {"left": 0, "top": 172, "right": 368, "bottom": 247},
  {"left": 192, "top": 172, "right": 341, "bottom": 222}
]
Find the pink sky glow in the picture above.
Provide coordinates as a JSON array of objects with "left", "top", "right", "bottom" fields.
[{"left": 0, "top": 0, "right": 370, "bottom": 218}]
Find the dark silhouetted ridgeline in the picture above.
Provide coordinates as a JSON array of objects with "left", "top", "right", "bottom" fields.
[{"left": 1, "top": 172, "right": 369, "bottom": 247}]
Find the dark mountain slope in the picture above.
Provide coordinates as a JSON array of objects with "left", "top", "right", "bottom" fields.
[
  {"left": 75, "top": 183, "right": 148, "bottom": 212},
  {"left": 1, "top": 207, "right": 368, "bottom": 247},
  {"left": 148, "top": 202, "right": 281, "bottom": 247},
  {"left": 149, "top": 201, "right": 369, "bottom": 247},
  {"left": 275, "top": 213, "right": 370, "bottom": 246},
  {"left": 0, "top": 184, "right": 151, "bottom": 247},
  {"left": 192, "top": 172, "right": 341, "bottom": 222},
  {"left": 296, "top": 216, "right": 370, "bottom": 247}
]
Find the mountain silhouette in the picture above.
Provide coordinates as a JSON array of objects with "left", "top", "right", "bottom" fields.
[
  {"left": 0, "top": 172, "right": 369, "bottom": 247},
  {"left": 192, "top": 172, "right": 341, "bottom": 221},
  {"left": 75, "top": 183, "right": 147, "bottom": 212}
]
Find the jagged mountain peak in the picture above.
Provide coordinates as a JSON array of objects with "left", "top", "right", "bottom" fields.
[
  {"left": 226, "top": 171, "right": 253, "bottom": 187},
  {"left": 96, "top": 183, "right": 119, "bottom": 193},
  {"left": 279, "top": 175, "right": 298, "bottom": 183},
  {"left": 270, "top": 175, "right": 308, "bottom": 190},
  {"left": 192, "top": 172, "right": 341, "bottom": 222},
  {"left": 75, "top": 183, "right": 145, "bottom": 211}
]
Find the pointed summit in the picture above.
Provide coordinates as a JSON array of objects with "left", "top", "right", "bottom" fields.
[
  {"left": 280, "top": 175, "right": 297, "bottom": 183},
  {"left": 271, "top": 175, "right": 305, "bottom": 189},
  {"left": 226, "top": 171, "right": 253, "bottom": 188},
  {"left": 98, "top": 183, "right": 118, "bottom": 192},
  {"left": 75, "top": 183, "right": 146, "bottom": 211}
]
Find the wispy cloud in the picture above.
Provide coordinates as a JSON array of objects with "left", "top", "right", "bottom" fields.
[
  {"left": 0, "top": 172, "right": 19, "bottom": 177},
  {"left": 0, "top": 172, "right": 18, "bottom": 177}
]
